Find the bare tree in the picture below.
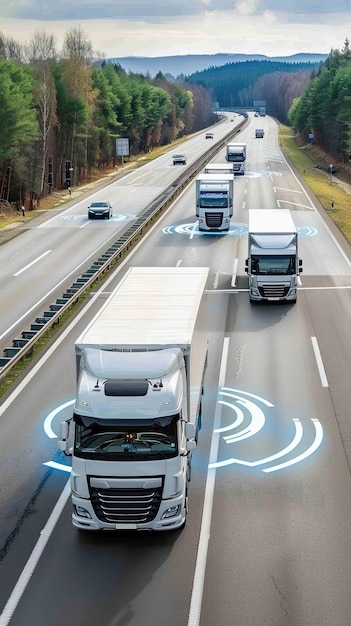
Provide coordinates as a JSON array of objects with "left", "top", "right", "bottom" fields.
[
  {"left": 61, "top": 27, "right": 96, "bottom": 185},
  {"left": 0, "top": 31, "right": 23, "bottom": 61},
  {"left": 26, "top": 31, "right": 58, "bottom": 196},
  {"left": 62, "top": 26, "right": 93, "bottom": 63}
]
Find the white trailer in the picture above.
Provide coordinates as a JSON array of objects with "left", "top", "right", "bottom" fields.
[
  {"left": 225, "top": 143, "right": 246, "bottom": 174},
  {"left": 59, "top": 266, "right": 209, "bottom": 532},
  {"left": 204, "top": 162, "right": 234, "bottom": 175},
  {"left": 196, "top": 173, "right": 234, "bottom": 232},
  {"left": 245, "top": 210, "right": 303, "bottom": 303}
]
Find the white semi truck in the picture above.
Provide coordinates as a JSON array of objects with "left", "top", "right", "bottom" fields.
[
  {"left": 225, "top": 143, "right": 246, "bottom": 174},
  {"left": 245, "top": 209, "right": 303, "bottom": 303},
  {"left": 59, "top": 266, "right": 209, "bottom": 532},
  {"left": 196, "top": 173, "right": 234, "bottom": 231}
]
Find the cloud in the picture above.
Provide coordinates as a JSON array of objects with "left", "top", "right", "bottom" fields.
[
  {"left": 233, "top": 0, "right": 261, "bottom": 16},
  {"left": 2, "top": 0, "right": 351, "bottom": 22}
]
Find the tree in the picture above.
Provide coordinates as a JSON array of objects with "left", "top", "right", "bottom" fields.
[
  {"left": 0, "top": 60, "right": 38, "bottom": 200},
  {"left": 26, "top": 31, "right": 58, "bottom": 196}
]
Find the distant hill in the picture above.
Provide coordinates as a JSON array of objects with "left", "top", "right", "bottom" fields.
[{"left": 106, "top": 53, "right": 328, "bottom": 78}]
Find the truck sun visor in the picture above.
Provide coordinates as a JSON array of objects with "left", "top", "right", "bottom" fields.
[{"left": 104, "top": 379, "right": 149, "bottom": 396}]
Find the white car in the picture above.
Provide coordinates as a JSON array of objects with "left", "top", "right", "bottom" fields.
[{"left": 172, "top": 154, "right": 187, "bottom": 165}]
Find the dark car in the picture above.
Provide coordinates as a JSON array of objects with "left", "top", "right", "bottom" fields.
[
  {"left": 205, "top": 132, "right": 214, "bottom": 139},
  {"left": 88, "top": 201, "right": 112, "bottom": 219}
]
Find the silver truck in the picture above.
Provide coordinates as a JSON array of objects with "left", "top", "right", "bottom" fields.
[
  {"left": 58, "top": 266, "right": 209, "bottom": 532},
  {"left": 245, "top": 209, "right": 303, "bottom": 303}
]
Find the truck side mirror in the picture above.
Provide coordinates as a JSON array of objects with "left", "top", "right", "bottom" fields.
[
  {"left": 299, "top": 259, "right": 303, "bottom": 274},
  {"left": 60, "top": 421, "right": 69, "bottom": 440},
  {"left": 185, "top": 422, "right": 195, "bottom": 440},
  {"left": 245, "top": 259, "right": 249, "bottom": 273},
  {"left": 58, "top": 421, "right": 71, "bottom": 455},
  {"left": 186, "top": 440, "right": 197, "bottom": 452}
]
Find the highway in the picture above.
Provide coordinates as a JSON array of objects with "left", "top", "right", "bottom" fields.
[
  {"left": 0, "top": 113, "right": 237, "bottom": 354},
  {"left": 1, "top": 113, "right": 351, "bottom": 626}
]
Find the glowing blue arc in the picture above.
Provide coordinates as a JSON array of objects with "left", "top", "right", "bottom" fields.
[
  {"left": 44, "top": 461, "right": 71, "bottom": 473},
  {"left": 43, "top": 399, "right": 75, "bottom": 439},
  {"left": 209, "top": 418, "right": 303, "bottom": 469},
  {"left": 220, "top": 388, "right": 274, "bottom": 407},
  {"left": 219, "top": 397, "right": 266, "bottom": 442},
  {"left": 215, "top": 401, "right": 245, "bottom": 433},
  {"left": 263, "top": 419, "right": 323, "bottom": 473}
]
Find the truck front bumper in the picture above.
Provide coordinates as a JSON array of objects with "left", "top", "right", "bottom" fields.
[{"left": 71, "top": 493, "right": 187, "bottom": 532}]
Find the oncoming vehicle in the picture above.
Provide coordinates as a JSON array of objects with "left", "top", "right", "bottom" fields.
[
  {"left": 205, "top": 132, "right": 214, "bottom": 139},
  {"left": 88, "top": 201, "right": 112, "bottom": 219},
  {"left": 172, "top": 154, "right": 187, "bottom": 165}
]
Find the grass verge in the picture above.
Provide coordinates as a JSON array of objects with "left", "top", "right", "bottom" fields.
[{"left": 279, "top": 124, "right": 351, "bottom": 244}]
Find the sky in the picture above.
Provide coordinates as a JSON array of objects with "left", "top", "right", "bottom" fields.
[{"left": 1, "top": 0, "right": 351, "bottom": 58}]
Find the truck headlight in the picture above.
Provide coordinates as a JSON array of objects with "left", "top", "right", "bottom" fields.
[{"left": 161, "top": 505, "right": 180, "bottom": 519}]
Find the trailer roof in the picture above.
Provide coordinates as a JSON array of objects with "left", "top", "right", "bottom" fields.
[
  {"left": 76, "top": 267, "right": 209, "bottom": 349},
  {"left": 248, "top": 209, "right": 297, "bottom": 234},
  {"left": 204, "top": 163, "right": 234, "bottom": 173},
  {"left": 197, "top": 173, "right": 234, "bottom": 181}
]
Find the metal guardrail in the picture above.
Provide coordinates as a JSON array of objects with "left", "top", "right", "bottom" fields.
[{"left": 0, "top": 117, "right": 247, "bottom": 381}]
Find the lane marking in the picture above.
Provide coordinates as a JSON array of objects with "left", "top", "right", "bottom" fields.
[
  {"left": 187, "top": 336, "right": 229, "bottom": 626},
  {"left": 311, "top": 336, "right": 329, "bottom": 387},
  {"left": 189, "top": 221, "right": 199, "bottom": 239},
  {"left": 13, "top": 250, "right": 52, "bottom": 276},
  {"left": 0, "top": 480, "right": 71, "bottom": 626},
  {"left": 231, "top": 258, "right": 239, "bottom": 286}
]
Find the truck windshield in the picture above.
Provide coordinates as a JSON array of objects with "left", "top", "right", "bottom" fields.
[
  {"left": 251, "top": 255, "right": 295, "bottom": 275},
  {"left": 73, "top": 414, "right": 178, "bottom": 460},
  {"left": 227, "top": 154, "right": 244, "bottom": 162},
  {"left": 200, "top": 192, "right": 228, "bottom": 208}
]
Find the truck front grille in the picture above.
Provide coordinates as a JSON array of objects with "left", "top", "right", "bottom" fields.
[
  {"left": 90, "top": 486, "right": 163, "bottom": 524},
  {"left": 259, "top": 284, "right": 289, "bottom": 298},
  {"left": 205, "top": 212, "right": 223, "bottom": 228}
]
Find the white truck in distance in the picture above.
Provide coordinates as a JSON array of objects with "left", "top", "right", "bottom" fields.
[
  {"left": 225, "top": 143, "right": 246, "bottom": 175},
  {"left": 245, "top": 209, "right": 303, "bottom": 303},
  {"left": 59, "top": 266, "right": 209, "bottom": 532},
  {"left": 196, "top": 173, "right": 234, "bottom": 231}
]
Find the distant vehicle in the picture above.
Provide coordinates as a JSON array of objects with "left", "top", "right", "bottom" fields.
[
  {"left": 255, "top": 129, "right": 264, "bottom": 138},
  {"left": 254, "top": 112, "right": 259, "bottom": 117},
  {"left": 205, "top": 132, "right": 214, "bottom": 139},
  {"left": 88, "top": 201, "right": 112, "bottom": 219},
  {"left": 245, "top": 209, "right": 303, "bottom": 304},
  {"left": 196, "top": 173, "right": 234, "bottom": 232},
  {"left": 259, "top": 107, "right": 266, "bottom": 116},
  {"left": 172, "top": 154, "right": 187, "bottom": 165},
  {"left": 225, "top": 143, "right": 246, "bottom": 175}
]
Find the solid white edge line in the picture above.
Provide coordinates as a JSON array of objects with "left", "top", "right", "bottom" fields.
[
  {"left": 0, "top": 480, "right": 71, "bottom": 626},
  {"left": 231, "top": 258, "right": 239, "bottom": 286},
  {"left": 311, "top": 336, "right": 329, "bottom": 388},
  {"left": 187, "top": 336, "right": 229, "bottom": 626}
]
